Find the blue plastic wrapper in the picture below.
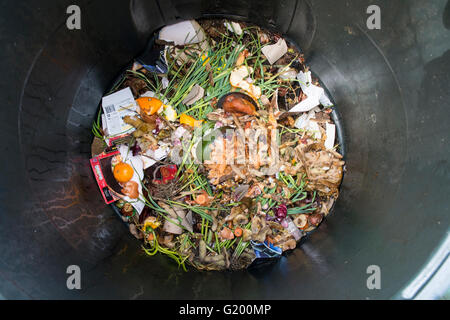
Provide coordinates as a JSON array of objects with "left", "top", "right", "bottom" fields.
[
  {"left": 136, "top": 36, "right": 168, "bottom": 74},
  {"left": 137, "top": 51, "right": 168, "bottom": 74},
  {"left": 251, "top": 240, "right": 282, "bottom": 259}
]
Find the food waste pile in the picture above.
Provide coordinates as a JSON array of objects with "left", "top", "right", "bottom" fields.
[{"left": 90, "top": 19, "right": 345, "bottom": 271}]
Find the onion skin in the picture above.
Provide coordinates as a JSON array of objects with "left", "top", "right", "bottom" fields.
[{"left": 121, "top": 181, "right": 139, "bottom": 199}]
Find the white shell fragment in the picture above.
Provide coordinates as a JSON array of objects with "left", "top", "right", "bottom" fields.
[
  {"left": 261, "top": 38, "right": 288, "bottom": 65},
  {"left": 278, "top": 67, "right": 297, "bottom": 80},
  {"left": 173, "top": 126, "right": 188, "bottom": 139},
  {"left": 294, "top": 108, "right": 318, "bottom": 129},
  {"left": 182, "top": 84, "right": 205, "bottom": 106},
  {"left": 163, "top": 105, "right": 177, "bottom": 122},
  {"left": 324, "top": 122, "right": 336, "bottom": 150},
  {"left": 294, "top": 108, "right": 322, "bottom": 140},
  {"left": 308, "top": 121, "right": 322, "bottom": 140},
  {"left": 285, "top": 217, "right": 302, "bottom": 241},
  {"left": 230, "top": 65, "right": 252, "bottom": 85},
  {"left": 224, "top": 21, "right": 243, "bottom": 35},
  {"left": 162, "top": 77, "right": 169, "bottom": 89},
  {"left": 142, "top": 143, "right": 170, "bottom": 169},
  {"left": 289, "top": 71, "right": 334, "bottom": 113},
  {"left": 159, "top": 20, "right": 206, "bottom": 45}
]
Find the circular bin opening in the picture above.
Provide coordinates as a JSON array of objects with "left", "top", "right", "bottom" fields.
[
  {"left": 93, "top": 18, "right": 346, "bottom": 273},
  {"left": 3, "top": 0, "right": 449, "bottom": 299}
]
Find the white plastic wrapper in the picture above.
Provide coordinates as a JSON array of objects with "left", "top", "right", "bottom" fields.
[
  {"left": 289, "top": 71, "right": 334, "bottom": 113},
  {"left": 285, "top": 217, "right": 303, "bottom": 241},
  {"left": 142, "top": 143, "right": 170, "bottom": 170},
  {"left": 294, "top": 108, "right": 322, "bottom": 140}
]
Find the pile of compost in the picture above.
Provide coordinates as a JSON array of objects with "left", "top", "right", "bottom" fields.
[{"left": 90, "top": 19, "right": 345, "bottom": 271}]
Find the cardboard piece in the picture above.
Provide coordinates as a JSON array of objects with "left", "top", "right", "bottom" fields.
[
  {"left": 324, "top": 122, "right": 336, "bottom": 150},
  {"left": 102, "top": 87, "right": 137, "bottom": 137},
  {"left": 90, "top": 150, "right": 121, "bottom": 204},
  {"left": 182, "top": 84, "right": 205, "bottom": 106}
]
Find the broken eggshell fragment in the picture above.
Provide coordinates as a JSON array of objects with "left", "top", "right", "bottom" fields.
[
  {"left": 261, "top": 38, "right": 288, "bottom": 65},
  {"left": 278, "top": 67, "right": 298, "bottom": 80},
  {"left": 229, "top": 66, "right": 262, "bottom": 100},
  {"left": 224, "top": 21, "right": 243, "bottom": 35},
  {"left": 159, "top": 20, "right": 207, "bottom": 46}
]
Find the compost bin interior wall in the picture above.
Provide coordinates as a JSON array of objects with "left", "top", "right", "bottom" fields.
[{"left": 0, "top": 0, "right": 449, "bottom": 299}]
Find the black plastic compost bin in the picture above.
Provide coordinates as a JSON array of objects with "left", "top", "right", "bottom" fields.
[{"left": 0, "top": 0, "right": 449, "bottom": 299}]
